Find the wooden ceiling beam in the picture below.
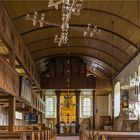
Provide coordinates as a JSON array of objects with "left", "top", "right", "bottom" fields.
[
  {"left": 85, "top": 58, "right": 113, "bottom": 75},
  {"left": 13, "top": 8, "right": 139, "bottom": 29},
  {"left": 27, "top": 37, "right": 131, "bottom": 59},
  {"left": 96, "top": 67, "right": 112, "bottom": 79},
  {"left": 31, "top": 46, "right": 124, "bottom": 65},
  {"left": 86, "top": 69, "right": 108, "bottom": 79},
  {"left": 20, "top": 26, "right": 137, "bottom": 50}
]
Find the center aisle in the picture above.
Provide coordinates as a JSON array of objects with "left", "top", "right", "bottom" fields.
[{"left": 57, "top": 136, "right": 79, "bottom": 140}]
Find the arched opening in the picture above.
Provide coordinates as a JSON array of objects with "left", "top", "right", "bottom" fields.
[{"left": 114, "top": 82, "right": 121, "bottom": 117}]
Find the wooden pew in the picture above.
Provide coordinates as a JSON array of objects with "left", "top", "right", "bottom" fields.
[
  {"left": 98, "top": 131, "right": 140, "bottom": 140},
  {"left": 0, "top": 131, "right": 31, "bottom": 140},
  {"left": 80, "top": 129, "right": 140, "bottom": 140}
]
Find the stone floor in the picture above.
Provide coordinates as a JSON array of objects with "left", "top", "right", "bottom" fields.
[{"left": 57, "top": 136, "right": 79, "bottom": 140}]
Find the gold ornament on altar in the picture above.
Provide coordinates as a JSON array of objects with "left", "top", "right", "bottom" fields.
[{"left": 60, "top": 92, "right": 76, "bottom": 124}]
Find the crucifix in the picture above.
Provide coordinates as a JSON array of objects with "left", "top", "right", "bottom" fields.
[{"left": 66, "top": 113, "right": 70, "bottom": 124}]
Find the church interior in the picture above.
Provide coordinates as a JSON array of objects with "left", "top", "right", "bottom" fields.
[{"left": 0, "top": 0, "right": 140, "bottom": 140}]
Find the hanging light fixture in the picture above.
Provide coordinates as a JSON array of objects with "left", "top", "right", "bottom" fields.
[
  {"left": 64, "top": 45, "right": 72, "bottom": 108},
  {"left": 83, "top": 23, "right": 102, "bottom": 37},
  {"left": 26, "top": 0, "right": 83, "bottom": 46}
]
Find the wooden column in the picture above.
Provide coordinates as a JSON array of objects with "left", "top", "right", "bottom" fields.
[
  {"left": 9, "top": 50, "right": 15, "bottom": 68},
  {"left": 8, "top": 96, "right": 15, "bottom": 132},
  {"left": 93, "top": 90, "right": 95, "bottom": 130},
  {"left": 55, "top": 90, "right": 61, "bottom": 134},
  {"left": 75, "top": 90, "right": 80, "bottom": 133},
  {"left": 40, "top": 113, "right": 43, "bottom": 124}
]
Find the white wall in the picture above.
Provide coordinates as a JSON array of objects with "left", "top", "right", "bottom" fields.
[
  {"left": 96, "top": 96, "right": 109, "bottom": 116},
  {"left": 114, "top": 54, "right": 139, "bottom": 83},
  {"left": 95, "top": 95, "right": 110, "bottom": 129}
]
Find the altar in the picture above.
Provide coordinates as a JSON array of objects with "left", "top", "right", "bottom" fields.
[
  {"left": 60, "top": 124, "right": 76, "bottom": 134},
  {"left": 56, "top": 90, "right": 80, "bottom": 134}
]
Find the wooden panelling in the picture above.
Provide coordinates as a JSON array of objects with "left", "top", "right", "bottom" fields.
[
  {"left": 32, "top": 92, "right": 46, "bottom": 114},
  {"left": 41, "top": 56, "right": 96, "bottom": 89},
  {"left": 20, "top": 77, "right": 32, "bottom": 103},
  {"left": 0, "top": 55, "right": 19, "bottom": 97},
  {"left": 96, "top": 78, "right": 112, "bottom": 91},
  {"left": 0, "top": 2, "right": 40, "bottom": 90},
  {"left": 19, "top": 76, "right": 45, "bottom": 114}
]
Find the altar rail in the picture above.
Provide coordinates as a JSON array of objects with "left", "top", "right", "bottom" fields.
[
  {"left": 80, "top": 129, "right": 140, "bottom": 140},
  {"left": 0, "top": 130, "right": 56, "bottom": 140}
]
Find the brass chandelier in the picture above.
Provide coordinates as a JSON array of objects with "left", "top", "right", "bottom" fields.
[{"left": 26, "top": 0, "right": 83, "bottom": 46}]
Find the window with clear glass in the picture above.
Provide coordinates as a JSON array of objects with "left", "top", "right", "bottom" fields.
[
  {"left": 45, "top": 96, "right": 56, "bottom": 118},
  {"left": 80, "top": 97, "right": 92, "bottom": 118}
]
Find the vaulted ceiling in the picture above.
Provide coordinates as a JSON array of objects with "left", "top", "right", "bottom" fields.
[{"left": 2, "top": 0, "right": 140, "bottom": 79}]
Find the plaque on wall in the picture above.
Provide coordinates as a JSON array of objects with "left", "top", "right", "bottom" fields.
[{"left": 24, "top": 113, "right": 38, "bottom": 124}]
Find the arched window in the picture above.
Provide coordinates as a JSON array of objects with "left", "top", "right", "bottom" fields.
[
  {"left": 45, "top": 96, "right": 56, "bottom": 118},
  {"left": 114, "top": 82, "right": 121, "bottom": 117},
  {"left": 80, "top": 96, "right": 92, "bottom": 118}
]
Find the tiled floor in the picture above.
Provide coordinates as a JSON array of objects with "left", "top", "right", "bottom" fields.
[{"left": 57, "top": 136, "right": 79, "bottom": 140}]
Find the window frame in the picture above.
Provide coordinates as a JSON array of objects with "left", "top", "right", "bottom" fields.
[
  {"left": 80, "top": 96, "right": 93, "bottom": 118},
  {"left": 45, "top": 96, "right": 56, "bottom": 118}
]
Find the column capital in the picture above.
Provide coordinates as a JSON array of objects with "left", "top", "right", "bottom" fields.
[
  {"left": 55, "top": 90, "right": 61, "bottom": 96},
  {"left": 75, "top": 90, "right": 81, "bottom": 96},
  {"left": 93, "top": 89, "right": 96, "bottom": 93}
]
